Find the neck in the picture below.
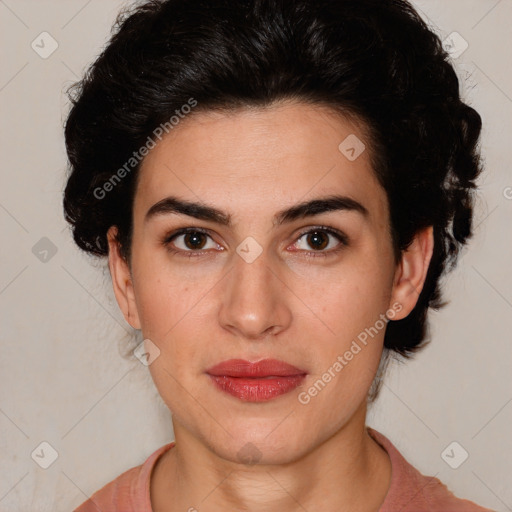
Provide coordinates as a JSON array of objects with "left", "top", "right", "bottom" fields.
[{"left": 151, "top": 404, "right": 391, "bottom": 512}]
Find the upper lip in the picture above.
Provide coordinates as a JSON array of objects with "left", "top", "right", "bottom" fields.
[{"left": 206, "top": 359, "right": 307, "bottom": 378}]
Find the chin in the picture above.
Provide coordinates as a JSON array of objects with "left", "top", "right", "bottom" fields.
[{"left": 208, "top": 424, "right": 307, "bottom": 466}]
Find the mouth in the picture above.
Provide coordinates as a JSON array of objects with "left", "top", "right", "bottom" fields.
[{"left": 205, "top": 359, "right": 307, "bottom": 402}]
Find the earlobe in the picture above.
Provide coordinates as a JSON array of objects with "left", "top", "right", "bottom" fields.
[
  {"left": 106, "top": 226, "right": 141, "bottom": 330},
  {"left": 389, "top": 226, "right": 434, "bottom": 320}
]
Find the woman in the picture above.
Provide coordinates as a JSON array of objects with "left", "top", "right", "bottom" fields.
[{"left": 64, "top": 0, "right": 494, "bottom": 510}]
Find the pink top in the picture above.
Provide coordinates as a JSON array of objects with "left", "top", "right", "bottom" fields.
[{"left": 74, "top": 427, "right": 495, "bottom": 512}]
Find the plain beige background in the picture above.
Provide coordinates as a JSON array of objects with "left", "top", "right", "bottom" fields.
[{"left": 0, "top": 0, "right": 511, "bottom": 510}]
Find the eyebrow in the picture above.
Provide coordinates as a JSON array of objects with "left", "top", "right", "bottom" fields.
[{"left": 144, "top": 194, "right": 369, "bottom": 227}]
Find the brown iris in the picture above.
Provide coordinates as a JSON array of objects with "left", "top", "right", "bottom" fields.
[
  {"left": 184, "top": 232, "right": 208, "bottom": 250},
  {"left": 306, "top": 231, "right": 329, "bottom": 251}
]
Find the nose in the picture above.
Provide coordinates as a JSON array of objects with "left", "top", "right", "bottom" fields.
[{"left": 218, "top": 249, "right": 292, "bottom": 341}]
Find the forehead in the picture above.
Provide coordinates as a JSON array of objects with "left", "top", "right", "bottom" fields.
[{"left": 134, "top": 101, "right": 386, "bottom": 223}]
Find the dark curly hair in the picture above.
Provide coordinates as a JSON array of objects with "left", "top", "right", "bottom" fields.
[{"left": 63, "top": 0, "right": 483, "bottom": 363}]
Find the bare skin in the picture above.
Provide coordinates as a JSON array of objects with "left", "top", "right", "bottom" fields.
[{"left": 107, "top": 100, "right": 434, "bottom": 512}]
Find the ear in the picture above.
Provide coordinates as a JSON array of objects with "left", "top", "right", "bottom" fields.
[
  {"left": 107, "top": 226, "right": 141, "bottom": 330},
  {"left": 389, "top": 226, "right": 434, "bottom": 320}
]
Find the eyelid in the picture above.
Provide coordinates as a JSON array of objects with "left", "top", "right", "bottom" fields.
[
  {"left": 293, "top": 225, "right": 349, "bottom": 247},
  {"left": 162, "top": 227, "right": 222, "bottom": 253},
  {"left": 162, "top": 226, "right": 211, "bottom": 244}
]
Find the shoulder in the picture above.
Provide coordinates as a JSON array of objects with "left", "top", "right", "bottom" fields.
[
  {"left": 73, "top": 466, "right": 139, "bottom": 512},
  {"left": 73, "top": 442, "right": 175, "bottom": 512},
  {"left": 367, "top": 428, "right": 496, "bottom": 512}
]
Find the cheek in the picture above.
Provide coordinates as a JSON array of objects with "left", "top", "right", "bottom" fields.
[
  {"left": 131, "top": 250, "right": 209, "bottom": 336},
  {"left": 130, "top": 253, "right": 221, "bottom": 387},
  {"left": 291, "top": 248, "right": 393, "bottom": 396},
  {"left": 288, "top": 253, "right": 393, "bottom": 341}
]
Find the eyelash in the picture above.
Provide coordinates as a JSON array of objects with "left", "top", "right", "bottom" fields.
[{"left": 161, "top": 226, "right": 349, "bottom": 259}]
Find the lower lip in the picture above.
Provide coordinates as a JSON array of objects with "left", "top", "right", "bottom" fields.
[{"left": 208, "top": 374, "right": 307, "bottom": 402}]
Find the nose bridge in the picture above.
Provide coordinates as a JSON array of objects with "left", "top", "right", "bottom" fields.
[{"left": 219, "top": 247, "right": 291, "bottom": 339}]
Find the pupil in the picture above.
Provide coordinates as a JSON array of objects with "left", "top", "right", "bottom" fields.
[
  {"left": 185, "top": 232, "right": 206, "bottom": 250},
  {"left": 308, "top": 231, "right": 328, "bottom": 250}
]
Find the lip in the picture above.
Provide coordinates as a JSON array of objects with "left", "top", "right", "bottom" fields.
[
  {"left": 206, "top": 358, "right": 307, "bottom": 377},
  {"left": 206, "top": 359, "right": 307, "bottom": 402}
]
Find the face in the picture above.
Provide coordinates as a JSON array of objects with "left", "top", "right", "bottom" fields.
[{"left": 108, "top": 101, "right": 432, "bottom": 464}]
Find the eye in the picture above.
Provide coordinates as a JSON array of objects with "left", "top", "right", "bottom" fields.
[
  {"left": 290, "top": 227, "right": 348, "bottom": 257},
  {"left": 162, "top": 228, "right": 222, "bottom": 257},
  {"left": 162, "top": 226, "right": 348, "bottom": 259}
]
